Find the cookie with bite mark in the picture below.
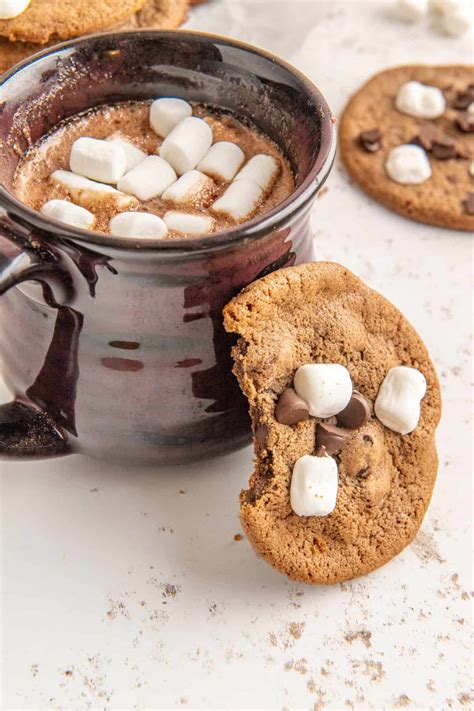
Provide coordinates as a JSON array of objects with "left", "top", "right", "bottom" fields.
[
  {"left": 0, "top": 0, "right": 148, "bottom": 44},
  {"left": 223, "top": 262, "right": 441, "bottom": 584},
  {"left": 340, "top": 65, "right": 474, "bottom": 231}
]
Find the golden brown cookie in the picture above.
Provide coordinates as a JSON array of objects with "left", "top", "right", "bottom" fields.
[
  {"left": 223, "top": 262, "right": 441, "bottom": 584},
  {"left": 340, "top": 65, "right": 474, "bottom": 231},
  {"left": 0, "top": 0, "right": 148, "bottom": 44},
  {"left": 115, "top": 0, "right": 189, "bottom": 30},
  {"left": 0, "top": 37, "right": 41, "bottom": 73}
]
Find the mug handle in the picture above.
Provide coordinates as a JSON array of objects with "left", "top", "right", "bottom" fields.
[{"left": 0, "top": 219, "right": 71, "bottom": 458}]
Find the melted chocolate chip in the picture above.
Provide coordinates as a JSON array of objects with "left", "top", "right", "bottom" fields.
[
  {"left": 275, "top": 388, "right": 309, "bottom": 425},
  {"left": 413, "top": 125, "right": 462, "bottom": 159},
  {"left": 462, "top": 193, "right": 474, "bottom": 215},
  {"left": 455, "top": 113, "right": 474, "bottom": 133},
  {"left": 359, "top": 129, "right": 382, "bottom": 153},
  {"left": 452, "top": 88, "right": 474, "bottom": 110},
  {"left": 316, "top": 423, "right": 351, "bottom": 456},
  {"left": 337, "top": 391, "right": 372, "bottom": 429}
]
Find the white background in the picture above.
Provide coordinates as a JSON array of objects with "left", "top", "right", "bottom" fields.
[{"left": 1, "top": 1, "right": 473, "bottom": 709}]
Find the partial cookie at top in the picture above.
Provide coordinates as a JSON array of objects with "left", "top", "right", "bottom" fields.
[
  {"left": 0, "top": 0, "right": 148, "bottom": 44},
  {"left": 114, "top": 0, "right": 189, "bottom": 31},
  {"left": 340, "top": 65, "right": 474, "bottom": 231},
  {"left": 223, "top": 262, "right": 441, "bottom": 584}
]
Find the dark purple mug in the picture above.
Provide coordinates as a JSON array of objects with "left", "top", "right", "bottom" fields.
[{"left": 0, "top": 30, "right": 335, "bottom": 464}]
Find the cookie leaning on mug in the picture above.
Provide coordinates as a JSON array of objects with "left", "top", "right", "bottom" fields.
[
  {"left": 340, "top": 65, "right": 474, "bottom": 231},
  {"left": 223, "top": 262, "right": 441, "bottom": 584},
  {"left": 0, "top": 0, "right": 148, "bottom": 43}
]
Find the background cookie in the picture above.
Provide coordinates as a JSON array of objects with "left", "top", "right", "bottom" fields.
[
  {"left": 116, "top": 0, "right": 189, "bottom": 30},
  {"left": 0, "top": 0, "right": 191, "bottom": 76},
  {"left": 0, "top": 0, "right": 148, "bottom": 44},
  {"left": 340, "top": 65, "right": 474, "bottom": 231},
  {"left": 223, "top": 262, "right": 441, "bottom": 584}
]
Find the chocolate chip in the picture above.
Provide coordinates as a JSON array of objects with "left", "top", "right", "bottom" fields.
[
  {"left": 316, "top": 423, "right": 351, "bottom": 456},
  {"left": 275, "top": 388, "right": 309, "bottom": 425},
  {"left": 413, "top": 125, "right": 463, "bottom": 159},
  {"left": 359, "top": 129, "right": 382, "bottom": 153},
  {"left": 452, "top": 88, "right": 474, "bottom": 110},
  {"left": 455, "top": 113, "right": 474, "bottom": 133},
  {"left": 462, "top": 193, "right": 474, "bottom": 215},
  {"left": 336, "top": 391, "right": 372, "bottom": 429}
]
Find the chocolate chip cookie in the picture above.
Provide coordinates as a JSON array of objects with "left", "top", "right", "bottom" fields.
[
  {"left": 340, "top": 65, "right": 474, "bottom": 231},
  {"left": 0, "top": 0, "right": 148, "bottom": 44},
  {"left": 223, "top": 262, "right": 441, "bottom": 584}
]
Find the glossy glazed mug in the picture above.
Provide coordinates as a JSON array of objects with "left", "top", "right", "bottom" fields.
[{"left": 0, "top": 30, "right": 335, "bottom": 463}]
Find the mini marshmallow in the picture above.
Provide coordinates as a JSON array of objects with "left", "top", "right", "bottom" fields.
[
  {"left": 52, "top": 170, "right": 136, "bottom": 209},
  {"left": 235, "top": 154, "right": 280, "bottom": 192},
  {"left": 293, "top": 363, "right": 353, "bottom": 419},
  {"left": 106, "top": 133, "right": 147, "bottom": 172},
  {"left": 469, "top": 160, "right": 474, "bottom": 177},
  {"left": 109, "top": 212, "right": 168, "bottom": 239},
  {"left": 197, "top": 141, "right": 245, "bottom": 182},
  {"left": 395, "top": 0, "right": 428, "bottom": 22},
  {"left": 161, "top": 170, "right": 215, "bottom": 206},
  {"left": 70, "top": 137, "right": 127, "bottom": 185},
  {"left": 438, "top": 1, "right": 471, "bottom": 35},
  {"left": 211, "top": 179, "right": 262, "bottom": 221},
  {"left": 468, "top": 103, "right": 474, "bottom": 115},
  {"left": 395, "top": 81, "right": 446, "bottom": 119},
  {"left": 374, "top": 366, "right": 427, "bottom": 435},
  {"left": 150, "top": 98, "right": 192, "bottom": 138},
  {"left": 163, "top": 211, "right": 214, "bottom": 235},
  {"left": 0, "top": 0, "right": 30, "bottom": 18},
  {"left": 385, "top": 144, "right": 432, "bottom": 184},
  {"left": 41, "top": 199, "right": 95, "bottom": 230},
  {"left": 160, "top": 117, "right": 213, "bottom": 176},
  {"left": 290, "top": 454, "right": 338, "bottom": 517},
  {"left": 117, "top": 156, "right": 177, "bottom": 201}
]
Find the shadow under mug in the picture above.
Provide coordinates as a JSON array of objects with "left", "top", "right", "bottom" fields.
[{"left": 0, "top": 30, "right": 335, "bottom": 464}]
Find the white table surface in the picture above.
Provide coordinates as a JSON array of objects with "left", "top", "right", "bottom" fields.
[{"left": 1, "top": 1, "right": 472, "bottom": 709}]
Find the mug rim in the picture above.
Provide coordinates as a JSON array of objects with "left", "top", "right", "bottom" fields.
[{"left": 0, "top": 29, "right": 336, "bottom": 253}]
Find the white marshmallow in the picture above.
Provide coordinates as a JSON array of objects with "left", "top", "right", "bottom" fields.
[
  {"left": 468, "top": 103, "right": 474, "bottom": 115},
  {"left": 395, "top": 0, "right": 428, "bottom": 22},
  {"left": 293, "top": 363, "right": 353, "bottom": 419},
  {"left": 160, "top": 117, "right": 213, "bottom": 176},
  {"left": 235, "top": 154, "right": 280, "bottom": 192},
  {"left": 438, "top": 1, "right": 471, "bottom": 35},
  {"left": 106, "top": 133, "right": 147, "bottom": 172},
  {"left": 51, "top": 170, "right": 136, "bottom": 209},
  {"left": 375, "top": 366, "right": 427, "bottom": 435},
  {"left": 0, "top": 0, "right": 31, "bottom": 18},
  {"left": 163, "top": 211, "right": 214, "bottom": 236},
  {"left": 290, "top": 454, "right": 338, "bottom": 517},
  {"left": 150, "top": 98, "right": 192, "bottom": 138},
  {"left": 197, "top": 141, "right": 245, "bottom": 182},
  {"left": 117, "top": 156, "right": 177, "bottom": 201},
  {"left": 385, "top": 144, "right": 432, "bottom": 184},
  {"left": 41, "top": 199, "right": 96, "bottom": 230},
  {"left": 469, "top": 160, "right": 474, "bottom": 177},
  {"left": 109, "top": 212, "right": 168, "bottom": 239},
  {"left": 395, "top": 81, "right": 446, "bottom": 119},
  {"left": 211, "top": 179, "right": 262, "bottom": 221},
  {"left": 161, "top": 170, "right": 215, "bottom": 206},
  {"left": 70, "top": 137, "right": 127, "bottom": 185}
]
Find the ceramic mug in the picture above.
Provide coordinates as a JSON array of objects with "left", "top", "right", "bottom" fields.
[{"left": 0, "top": 30, "right": 335, "bottom": 464}]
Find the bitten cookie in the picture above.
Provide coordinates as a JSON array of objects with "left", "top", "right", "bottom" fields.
[
  {"left": 223, "top": 262, "right": 441, "bottom": 584},
  {"left": 340, "top": 65, "right": 474, "bottom": 231},
  {"left": 0, "top": 0, "right": 148, "bottom": 44}
]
